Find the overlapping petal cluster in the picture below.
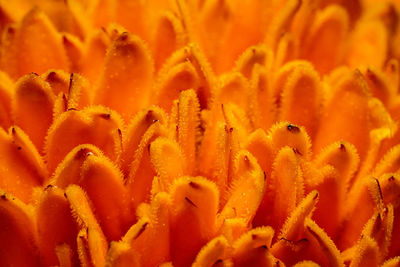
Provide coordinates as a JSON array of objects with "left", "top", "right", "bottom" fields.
[{"left": 0, "top": 0, "right": 400, "bottom": 266}]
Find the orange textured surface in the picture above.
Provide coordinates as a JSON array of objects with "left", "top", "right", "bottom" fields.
[{"left": 0, "top": 0, "right": 400, "bottom": 266}]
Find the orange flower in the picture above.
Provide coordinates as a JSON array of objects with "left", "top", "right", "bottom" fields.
[{"left": 0, "top": 0, "right": 400, "bottom": 266}]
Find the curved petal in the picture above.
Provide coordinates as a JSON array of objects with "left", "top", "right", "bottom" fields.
[
  {"left": 0, "top": 190, "right": 40, "bottom": 266},
  {"left": 4, "top": 8, "right": 68, "bottom": 79},
  {"left": 121, "top": 106, "right": 167, "bottom": 175},
  {"left": 36, "top": 185, "right": 79, "bottom": 266},
  {"left": 192, "top": 236, "right": 230, "bottom": 267},
  {"left": 12, "top": 73, "right": 55, "bottom": 151},
  {"left": 45, "top": 106, "right": 123, "bottom": 174},
  {"left": 170, "top": 176, "right": 219, "bottom": 267},
  {"left": 94, "top": 32, "right": 154, "bottom": 121},
  {"left": 0, "top": 127, "right": 46, "bottom": 202}
]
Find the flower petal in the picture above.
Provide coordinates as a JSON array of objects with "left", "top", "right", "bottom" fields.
[
  {"left": 274, "top": 190, "right": 319, "bottom": 246},
  {"left": 244, "top": 129, "right": 274, "bottom": 176},
  {"left": 55, "top": 243, "right": 74, "bottom": 267},
  {"left": 192, "top": 236, "right": 230, "bottom": 267},
  {"left": 12, "top": 73, "right": 56, "bottom": 151},
  {"left": 216, "top": 72, "right": 249, "bottom": 112},
  {"left": 131, "top": 192, "right": 172, "bottom": 266},
  {"left": 45, "top": 106, "right": 123, "bottom": 174},
  {"left": 4, "top": 8, "right": 69, "bottom": 79},
  {"left": 218, "top": 218, "right": 248, "bottom": 244},
  {"left": 268, "top": 146, "right": 304, "bottom": 231},
  {"left": 362, "top": 67, "right": 394, "bottom": 106},
  {"left": 122, "top": 106, "right": 167, "bottom": 175},
  {"left": 36, "top": 185, "right": 79, "bottom": 266},
  {"left": 79, "top": 153, "right": 132, "bottom": 241},
  {"left": 94, "top": 32, "right": 154, "bottom": 121},
  {"left": 233, "top": 44, "right": 273, "bottom": 79},
  {"left": 278, "top": 63, "right": 322, "bottom": 138},
  {"left": 314, "top": 141, "right": 360, "bottom": 193},
  {"left": 302, "top": 5, "right": 349, "bottom": 74},
  {"left": 65, "top": 185, "right": 108, "bottom": 266},
  {"left": 67, "top": 73, "right": 91, "bottom": 110},
  {"left": 374, "top": 144, "right": 400, "bottom": 176},
  {"left": 150, "top": 137, "right": 187, "bottom": 191},
  {"left": 361, "top": 205, "right": 394, "bottom": 262},
  {"left": 346, "top": 19, "right": 388, "bottom": 69},
  {"left": 339, "top": 177, "right": 384, "bottom": 250},
  {"left": 275, "top": 33, "right": 298, "bottom": 68},
  {"left": 0, "top": 71, "right": 13, "bottom": 130},
  {"left": 382, "top": 256, "right": 400, "bottom": 267},
  {"left": 176, "top": 89, "right": 201, "bottom": 174},
  {"left": 220, "top": 150, "right": 265, "bottom": 225},
  {"left": 152, "top": 11, "right": 186, "bottom": 70},
  {"left": 114, "top": 0, "right": 148, "bottom": 41},
  {"left": 248, "top": 65, "right": 275, "bottom": 131},
  {"left": 158, "top": 44, "right": 216, "bottom": 108},
  {"left": 292, "top": 261, "right": 320, "bottom": 267},
  {"left": 0, "top": 190, "right": 40, "bottom": 266},
  {"left": 154, "top": 62, "right": 199, "bottom": 112},
  {"left": 198, "top": 122, "right": 231, "bottom": 196},
  {"left": 127, "top": 122, "right": 168, "bottom": 209},
  {"left": 0, "top": 127, "right": 46, "bottom": 202},
  {"left": 49, "top": 144, "right": 102, "bottom": 188},
  {"left": 41, "top": 70, "right": 70, "bottom": 95},
  {"left": 314, "top": 70, "right": 371, "bottom": 160},
  {"left": 63, "top": 33, "right": 84, "bottom": 73},
  {"left": 77, "top": 226, "right": 108, "bottom": 267},
  {"left": 106, "top": 241, "right": 140, "bottom": 267},
  {"left": 170, "top": 176, "right": 219, "bottom": 267},
  {"left": 80, "top": 29, "right": 110, "bottom": 86},
  {"left": 349, "top": 236, "right": 379, "bottom": 267},
  {"left": 269, "top": 121, "right": 312, "bottom": 160},
  {"left": 304, "top": 165, "right": 340, "bottom": 238},
  {"left": 232, "top": 226, "right": 284, "bottom": 267},
  {"left": 378, "top": 174, "right": 400, "bottom": 257},
  {"left": 265, "top": 0, "right": 301, "bottom": 51},
  {"left": 304, "top": 217, "right": 345, "bottom": 267},
  {"left": 271, "top": 191, "right": 319, "bottom": 265}
]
